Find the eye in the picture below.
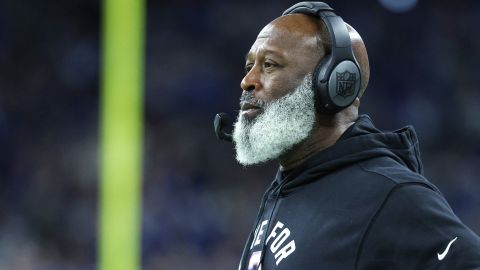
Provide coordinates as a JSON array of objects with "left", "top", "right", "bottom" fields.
[{"left": 263, "top": 60, "right": 277, "bottom": 70}]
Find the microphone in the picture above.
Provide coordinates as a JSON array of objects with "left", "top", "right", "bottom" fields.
[{"left": 214, "top": 113, "right": 233, "bottom": 142}]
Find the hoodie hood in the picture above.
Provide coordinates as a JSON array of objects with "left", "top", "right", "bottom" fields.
[{"left": 279, "top": 114, "right": 423, "bottom": 193}]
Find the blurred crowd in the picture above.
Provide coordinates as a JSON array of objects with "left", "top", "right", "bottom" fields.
[{"left": 0, "top": 0, "right": 479, "bottom": 269}]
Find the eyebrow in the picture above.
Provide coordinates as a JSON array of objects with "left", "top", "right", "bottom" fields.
[{"left": 245, "top": 49, "right": 284, "bottom": 62}]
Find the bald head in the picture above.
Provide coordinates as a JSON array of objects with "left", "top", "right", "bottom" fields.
[{"left": 241, "top": 12, "right": 370, "bottom": 117}]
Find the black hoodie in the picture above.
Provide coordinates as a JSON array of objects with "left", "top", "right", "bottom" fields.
[{"left": 238, "top": 115, "right": 480, "bottom": 270}]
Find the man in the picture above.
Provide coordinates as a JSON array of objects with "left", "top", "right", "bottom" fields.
[{"left": 229, "top": 2, "right": 480, "bottom": 270}]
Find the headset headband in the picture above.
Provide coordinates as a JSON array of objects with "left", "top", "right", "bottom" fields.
[{"left": 282, "top": 2, "right": 354, "bottom": 83}]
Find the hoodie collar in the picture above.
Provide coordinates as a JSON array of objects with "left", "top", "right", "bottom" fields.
[{"left": 276, "top": 115, "right": 423, "bottom": 191}]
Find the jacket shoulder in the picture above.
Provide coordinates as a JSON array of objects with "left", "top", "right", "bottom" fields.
[
  {"left": 354, "top": 163, "right": 480, "bottom": 269},
  {"left": 358, "top": 156, "right": 435, "bottom": 189}
]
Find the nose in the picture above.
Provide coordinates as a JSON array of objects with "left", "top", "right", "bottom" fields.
[{"left": 240, "top": 67, "right": 261, "bottom": 92}]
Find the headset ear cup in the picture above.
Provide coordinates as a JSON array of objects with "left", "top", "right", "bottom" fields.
[{"left": 327, "top": 60, "right": 361, "bottom": 111}]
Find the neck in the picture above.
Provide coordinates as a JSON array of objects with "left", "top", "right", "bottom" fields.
[{"left": 279, "top": 113, "right": 356, "bottom": 172}]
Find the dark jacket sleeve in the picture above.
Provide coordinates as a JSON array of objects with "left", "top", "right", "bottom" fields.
[{"left": 356, "top": 183, "right": 480, "bottom": 270}]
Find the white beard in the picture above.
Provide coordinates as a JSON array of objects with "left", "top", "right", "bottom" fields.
[{"left": 233, "top": 73, "right": 316, "bottom": 166}]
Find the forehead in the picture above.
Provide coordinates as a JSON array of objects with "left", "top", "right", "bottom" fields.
[{"left": 246, "top": 17, "right": 320, "bottom": 61}]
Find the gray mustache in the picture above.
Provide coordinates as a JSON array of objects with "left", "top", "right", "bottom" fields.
[{"left": 239, "top": 92, "right": 266, "bottom": 109}]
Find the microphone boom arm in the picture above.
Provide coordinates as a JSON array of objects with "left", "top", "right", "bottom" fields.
[{"left": 214, "top": 113, "right": 233, "bottom": 142}]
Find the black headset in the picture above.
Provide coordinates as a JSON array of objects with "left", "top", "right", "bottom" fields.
[{"left": 283, "top": 1, "right": 361, "bottom": 114}]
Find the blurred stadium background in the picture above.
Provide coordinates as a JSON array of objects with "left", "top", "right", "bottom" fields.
[{"left": 0, "top": 0, "right": 479, "bottom": 269}]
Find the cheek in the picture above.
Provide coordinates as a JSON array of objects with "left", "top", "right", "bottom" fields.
[{"left": 263, "top": 74, "right": 302, "bottom": 101}]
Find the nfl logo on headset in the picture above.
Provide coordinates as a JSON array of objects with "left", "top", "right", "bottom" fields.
[{"left": 335, "top": 70, "right": 356, "bottom": 98}]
